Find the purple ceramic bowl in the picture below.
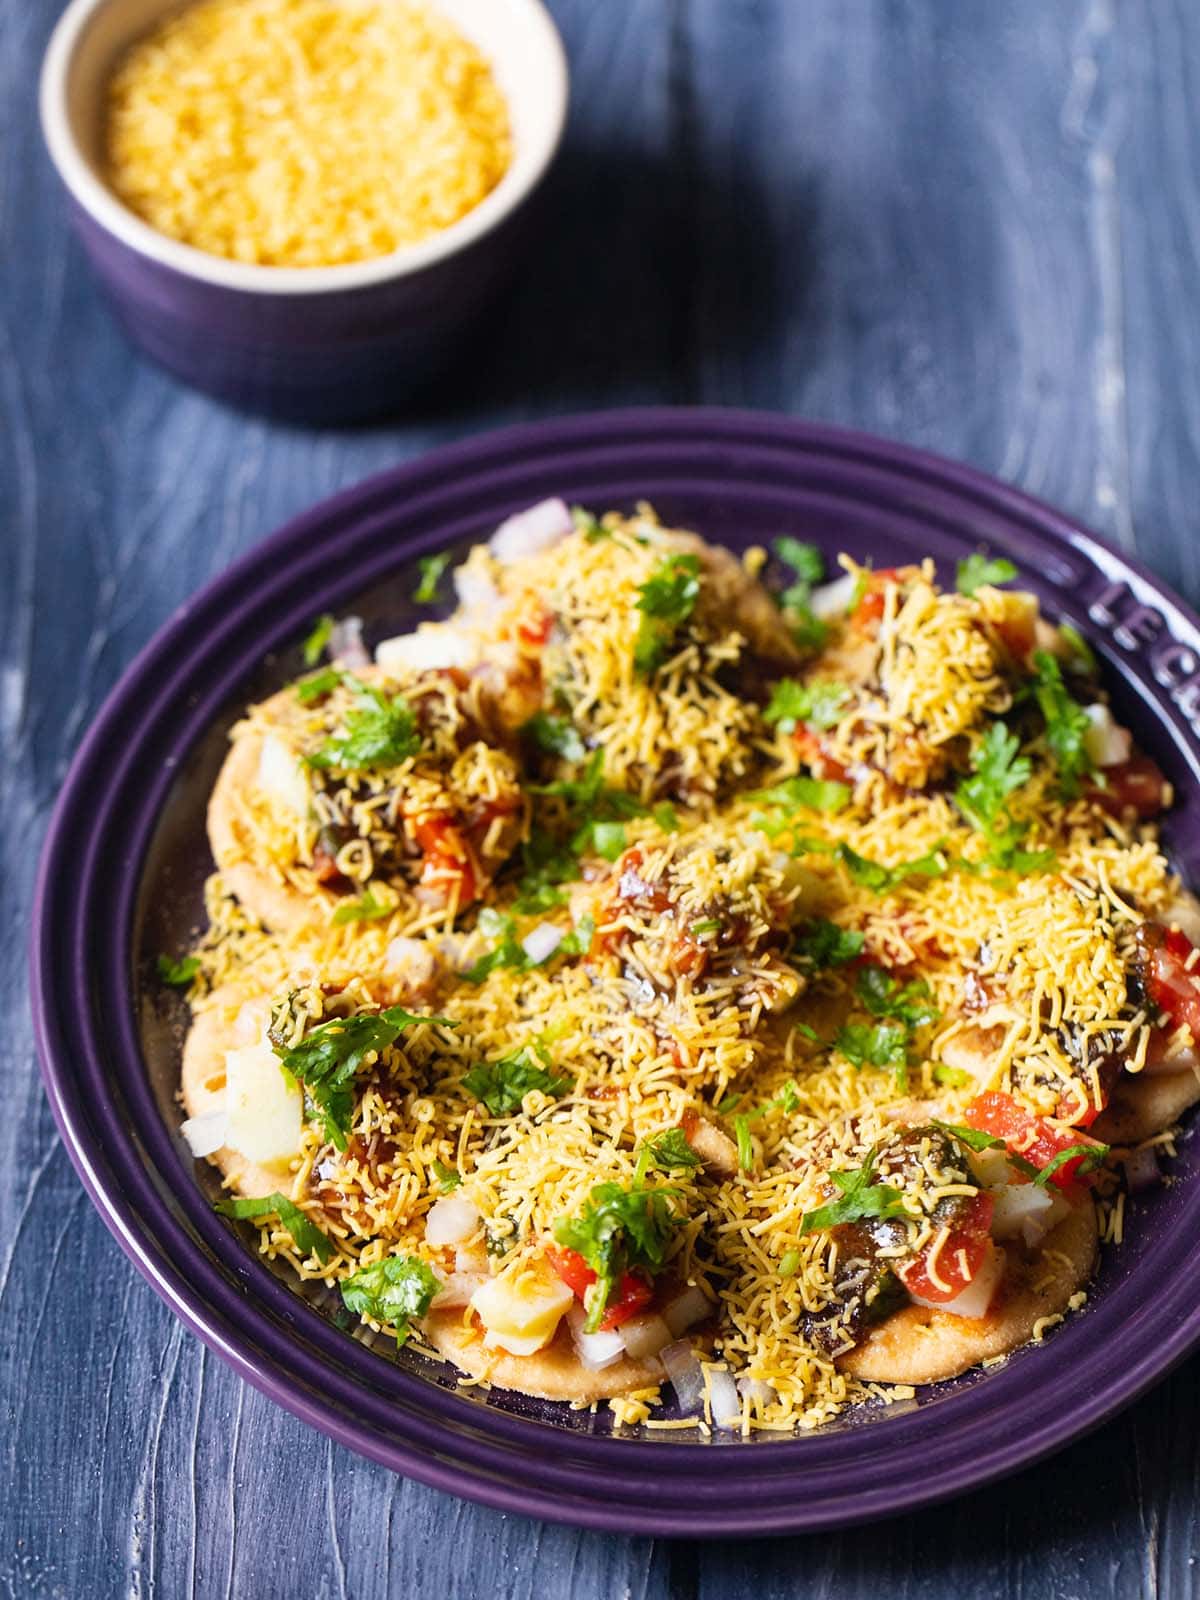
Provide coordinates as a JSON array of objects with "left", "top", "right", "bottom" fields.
[
  {"left": 39, "top": 0, "right": 568, "bottom": 422},
  {"left": 31, "top": 411, "right": 1200, "bottom": 1535}
]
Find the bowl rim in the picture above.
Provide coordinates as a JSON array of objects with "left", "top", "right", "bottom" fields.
[
  {"left": 30, "top": 407, "right": 1200, "bottom": 1534},
  {"left": 38, "top": 0, "right": 570, "bottom": 296}
]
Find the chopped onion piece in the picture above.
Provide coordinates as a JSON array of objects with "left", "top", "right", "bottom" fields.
[
  {"left": 737, "top": 1376, "right": 777, "bottom": 1408},
  {"left": 384, "top": 937, "right": 437, "bottom": 990},
  {"left": 663, "top": 1286, "right": 711, "bottom": 1338},
  {"left": 970, "top": 1145, "right": 1011, "bottom": 1191},
  {"left": 375, "top": 625, "right": 479, "bottom": 675},
  {"left": 257, "top": 733, "right": 308, "bottom": 818},
  {"left": 618, "top": 1312, "right": 672, "bottom": 1361},
  {"left": 180, "top": 1111, "right": 227, "bottom": 1158},
  {"left": 707, "top": 1368, "right": 742, "bottom": 1430},
  {"left": 329, "top": 615, "right": 368, "bottom": 669},
  {"left": 1083, "top": 703, "right": 1133, "bottom": 768},
  {"left": 808, "top": 572, "right": 858, "bottom": 621},
  {"left": 431, "top": 1271, "right": 486, "bottom": 1310},
  {"left": 661, "top": 1340, "right": 705, "bottom": 1415},
  {"left": 910, "top": 1242, "right": 1005, "bottom": 1320},
  {"left": 453, "top": 567, "right": 503, "bottom": 619},
  {"left": 521, "top": 923, "right": 564, "bottom": 964},
  {"left": 489, "top": 498, "right": 573, "bottom": 564},
  {"left": 566, "top": 1305, "right": 627, "bottom": 1370},
  {"left": 1123, "top": 1146, "right": 1162, "bottom": 1194},
  {"left": 1167, "top": 895, "right": 1200, "bottom": 948},
  {"left": 1144, "top": 1044, "right": 1200, "bottom": 1078},
  {"left": 425, "top": 1193, "right": 479, "bottom": 1247},
  {"left": 989, "top": 1182, "right": 1054, "bottom": 1241}
]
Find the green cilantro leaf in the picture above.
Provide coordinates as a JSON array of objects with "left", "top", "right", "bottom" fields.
[
  {"left": 524, "top": 712, "right": 587, "bottom": 764},
  {"left": 554, "top": 1182, "right": 682, "bottom": 1331},
  {"left": 462, "top": 1047, "right": 572, "bottom": 1116},
  {"left": 591, "top": 820, "right": 629, "bottom": 861},
  {"left": 559, "top": 912, "right": 595, "bottom": 958},
  {"left": 956, "top": 552, "right": 1017, "bottom": 596},
  {"left": 307, "top": 678, "right": 420, "bottom": 772},
  {"left": 634, "top": 553, "right": 703, "bottom": 674},
  {"left": 1032, "top": 1142, "right": 1109, "bottom": 1187},
  {"left": 855, "top": 965, "right": 938, "bottom": 1030},
  {"left": 957, "top": 723, "right": 1030, "bottom": 834},
  {"left": 215, "top": 1192, "right": 333, "bottom": 1265},
  {"left": 774, "top": 537, "right": 825, "bottom": 586},
  {"left": 799, "top": 1148, "right": 909, "bottom": 1235},
  {"left": 834, "top": 842, "right": 948, "bottom": 892},
  {"left": 1058, "top": 622, "right": 1097, "bottom": 676},
  {"left": 833, "top": 1021, "right": 909, "bottom": 1076},
  {"left": 273, "top": 1005, "right": 451, "bottom": 1149},
  {"left": 339, "top": 1254, "right": 440, "bottom": 1344},
  {"left": 772, "top": 538, "right": 829, "bottom": 654},
  {"left": 532, "top": 749, "right": 648, "bottom": 859},
  {"left": 430, "top": 1160, "right": 462, "bottom": 1192},
  {"left": 792, "top": 920, "right": 865, "bottom": 969},
  {"left": 750, "top": 775, "right": 851, "bottom": 814},
  {"left": 932, "top": 1063, "right": 971, "bottom": 1089},
  {"left": 930, "top": 1121, "right": 1007, "bottom": 1154},
  {"left": 302, "top": 614, "right": 334, "bottom": 667},
  {"left": 764, "top": 678, "right": 849, "bottom": 734},
  {"left": 331, "top": 888, "right": 392, "bottom": 926},
  {"left": 295, "top": 666, "right": 342, "bottom": 705},
  {"left": 157, "top": 953, "right": 200, "bottom": 988},
  {"left": 653, "top": 802, "right": 680, "bottom": 833},
  {"left": 464, "top": 908, "right": 531, "bottom": 984},
  {"left": 1031, "top": 650, "right": 1095, "bottom": 799},
  {"left": 633, "top": 1127, "right": 702, "bottom": 1184},
  {"left": 572, "top": 506, "right": 609, "bottom": 542},
  {"left": 414, "top": 552, "right": 452, "bottom": 604}
]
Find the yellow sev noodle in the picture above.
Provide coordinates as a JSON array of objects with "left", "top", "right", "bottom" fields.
[
  {"left": 105, "top": 0, "right": 512, "bottom": 266},
  {"left": 185, "top": 511, "right": 1185, "bottom": 1435}
]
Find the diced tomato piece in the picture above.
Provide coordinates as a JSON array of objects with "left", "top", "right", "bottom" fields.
[
  {"left": 1145, "top": 925, "right": 1200, "bottom": 1040},
  {"left": 963, "top": 1091, "right": 1102, "bottom": 1196},
  {"left": 1089, "top": 753, "right": 1170, "bottom": 820},
  {"left": 412, "top": 813, "right": 478, "bottom": 905},
  {"left": 546, "top": 1246, "right": 653, "bottom": 1329},
  {"left": 851, "top": 568, "right": 903, "bottom": 630},
  {"left": 897, "top": 1192, "right": 994, "bottom": 1303},
  {"left": 517, "top": 605, "right": 554, "bottom": 649},
  {"left": 792, "top": 725, "right": 851, "bottom": 783}
]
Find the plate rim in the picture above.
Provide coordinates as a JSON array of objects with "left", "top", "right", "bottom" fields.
[{"left": 30, "top": 406, "right": 1200, "bottom": 1535}]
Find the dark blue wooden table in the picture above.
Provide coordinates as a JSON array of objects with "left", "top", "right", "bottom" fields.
[{"left": 5, "top": 1, "right": 1200, "bottom": 1593}]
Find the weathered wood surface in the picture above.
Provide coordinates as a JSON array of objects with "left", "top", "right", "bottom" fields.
[{"left": 5, "top": 0, "right": 1200, "bottom": 1593}]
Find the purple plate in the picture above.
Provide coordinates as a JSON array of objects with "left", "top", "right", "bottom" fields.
[{"left": 31, "top": 409, "right": 1200, "bottom": 1535}]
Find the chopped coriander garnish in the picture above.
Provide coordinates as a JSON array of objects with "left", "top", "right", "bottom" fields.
[
  {"left": 591, "top": 820, "right": 629, "bottom": 861},
  {"left": 307, "top": 678, "right": 420, "bottom": 772},
  {"left": 956, "top": 551, "right": 1017, "bottom": 596},
  {"left": 463, "top": 908, "right": 531, "bottom": 984},
  {"left": 1031, "top": 649, "right": 1095, "bottom": 799},
  {"left": 524, "top": 711, "right": 587, "bottom": 764},
  {"left": 1058, "top": 622, "right": 1097, "bottom": 676},
  {"left": 930, "top": 1121, "right": 1008, "bottom": 1155},
  {"left": 532, "top": 749, "right": 648, "bottom": 859},
  {"left": 554, "top": 1181, "right": 681, "bottom": 1331},
  {"left": 733, "top": 1116, "right": 754, "bottom": 1173},
  {"left": 572, "top": 505, "right": 609, "bottom": 541},
  {"left": 461, "top": 1047, "right": 572, "bottom": 1117},
  {"left": 833, "top": 1020, "right": 910, "bottom": 1079},
  {"left": 799, "top": 1148, "right": 909, "bottom": 1235},
  {"left": 772, "top": 538, "right": 829, "bottom": 654},
  {"left": 653, "top": 802, "right": 680, "bottom": 833},
  {"left": 414, "top": 551, "right": 452, "bottom": 604},
  {"left": 215, "top": 1193, "right": 333, "bottom": 1265},
  {"left": 834, "top": 842, "right": 948, "bottom": 893},
  {"left": 301, "top": 613, "right": 334, "bottom": 667},
  {"left": 750, "top": 775, "right": 851, "bottom": 815},
  {"left": 340, "top": 1254, "right": 440, "bottom": 1345},
  {"left": 777, "top": 1248, "right": 801, "bottom": 1276},
  {"left": 855, "top": 965, "right": 938, "bottom": 1030},
  {"left": 559, "top": 912, "right": 595, "bottom": 958},
  {"left": 633, "top": 1127, "right": 702, "bottom": 1185},
  {"left": 634, "top": 553, "right": 703, "bottom": 674},
  {"left": 763, "top": 678, "right": 849, "bottom": 734},
  {"left": 792, "top": 919, "right": 865, "bottom": 969},
  {"left": 157, "top": 953, "right": 200, "bottom": 988},
  {"left": 731, "top": 1081, "right": 802, "bottom": 1171},
  {"left": 331, "top": 888, "right": 392, "bottom": 926},
  {"left": 430, "top": 1160, "right": 462, "bottom": 1192},
  {"left": 272, "top": 1005, "right": 450, "bottom": 1150},
  {"left": 954, "top": 723, "right": 1053, "bottom": 871},
  {"left": 690, "top": 917, "right": 722, "bottom": 936},
  {"left": 1032, "top": 1142, "right": 1109, "bottom": 1186},
  {"left": 295, "top": 665, "right": 342, "bottom": 705},
  {"left": 932, "top": 1062, "right": 971, "bottom": 1089}
]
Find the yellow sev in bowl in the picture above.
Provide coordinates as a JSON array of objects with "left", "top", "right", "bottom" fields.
[{"left": 104, "top": 0, "right": 512, "bottom": 267}]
